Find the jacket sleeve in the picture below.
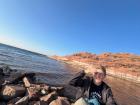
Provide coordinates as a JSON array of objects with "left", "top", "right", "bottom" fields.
[
  {"left": 106, "top": 88, "right": 118, "bottom": 105},
  {"left": 68, "top": 70, "right": 86, "bottom": 87}
]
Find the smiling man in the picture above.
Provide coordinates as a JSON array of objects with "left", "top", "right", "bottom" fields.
[{"left": 69, "top": 65, "right": 117, "bottom": 105}]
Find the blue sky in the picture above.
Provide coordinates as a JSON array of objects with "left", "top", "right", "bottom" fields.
[{"left": 0, "top": 0, "right": 140, "bottom": 55}]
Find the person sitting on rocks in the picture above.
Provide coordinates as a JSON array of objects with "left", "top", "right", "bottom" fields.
[{"left": 69, "top": 65, "right": 117, "bottom": 105}]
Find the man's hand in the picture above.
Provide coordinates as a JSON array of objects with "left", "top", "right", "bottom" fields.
[{"left": 84, "top": 69, "right": 91, "bottom": 74}]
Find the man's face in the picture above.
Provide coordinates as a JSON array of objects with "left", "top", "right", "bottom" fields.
[{"left": 92, "top": 69, "right": 105, "bottom": 85}]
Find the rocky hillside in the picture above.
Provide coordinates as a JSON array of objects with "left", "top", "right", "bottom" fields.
[{"left": 52, "top": 52, "right": 140, "bottom": 83}]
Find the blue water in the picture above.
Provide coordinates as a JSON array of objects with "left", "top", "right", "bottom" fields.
[{"left": 0, "top": 43, "right": 77, "bottom": 74}]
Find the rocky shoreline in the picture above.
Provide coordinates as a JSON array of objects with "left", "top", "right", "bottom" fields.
[
  {"left": 52, "top": 58, "right": 140, "bottom": 84},
  {"left": 0, "top": 65, "right": 77, "bottom": 105}
]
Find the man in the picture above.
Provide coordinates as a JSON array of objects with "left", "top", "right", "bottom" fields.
[{"left": 69, "top": 65, "right": 117, "bottom": 105}]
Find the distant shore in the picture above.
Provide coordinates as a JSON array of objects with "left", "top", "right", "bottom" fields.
[{"left": 52, "top": 57, "right": 140, "bottom": 84}]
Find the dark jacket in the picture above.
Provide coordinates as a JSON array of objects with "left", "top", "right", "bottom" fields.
[{"left": 69, "top": 70, "right": 117, "bottom": 105}]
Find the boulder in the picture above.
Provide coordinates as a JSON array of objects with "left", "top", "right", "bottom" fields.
[
  {"left": 27, "top": 85, "right": 41, "bottom": 100},
  {"left": 0, "top": 67, "right": 5, "bottom": 85},
  {"left": 7, "top": 97, "right": 21, "bottom": 105},
  {"left": 0, "top": 67, "right": 4, "bottom": 76},
  {"left": 8, "top": 96, "right": 29, "bottom": 105},
  {"left": 23, "top": 77, "right": 31, "bottom": 88},
  {"left": 29, "top": 101, "right": 41, "bottom": 105},
  {"left": 9, "top": 73, "right": 35, "bottom": 84},
  {"left": 1, "top": 65, "right": 11, "bottom": 76},
  {"left": 15, "top": 96, "right": 29, "bottom": 105},
  {"left": 58, "top": 85, "right": 78, "bottom": 102},
  {"left": 49, "top": 96, "right": 70, "bottom": 105},
  {"left": 50, "top": 86, "right": 63, "bottom": 92},
  {"left": 40, "top": 91, "right": 58, "bottom": 104},
  {"left": 1, "top": 85, "right": 26, "bottom": 101},
  {"left": 39, "top": 84, "right": 50, "bottom": 95},
  {"left": 40, "top": 88, "right": 49, "bottom": 95},
  {"left": 41, "top": 85, "right": 50, "bottom": 92}
]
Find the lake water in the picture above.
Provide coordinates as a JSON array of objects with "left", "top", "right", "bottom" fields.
[{"left": 0, "top": 43, "right": 140, "bottom": 105}]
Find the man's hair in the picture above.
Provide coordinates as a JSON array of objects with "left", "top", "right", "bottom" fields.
[
  {"left": 96, "top": 65, "right": 106, "bottom": 76},
  {"left": 87, "top": 64, "right": 106, "bottom": 76}
]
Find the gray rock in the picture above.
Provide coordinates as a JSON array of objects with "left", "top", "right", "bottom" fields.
[
  {"left": 23, "top": 77, "right": 31, "bottom": 88},
  {"left": 7, "top": 97, "right": 21, "bottom": 105},
  {"left": 49, "top": 96, "right": 70, "bottom": 105},
  {"left": 15, "top": 96, "right": 29, "bottom": 105},
  {"left": 29, "top": 101, "right": 41, "bottom": 105},
  {"left": 40, "top": 91, "right": 58, "bottom": 104},
  {"left": 1, "top": 85, "right": 26, "bottom": 101}
]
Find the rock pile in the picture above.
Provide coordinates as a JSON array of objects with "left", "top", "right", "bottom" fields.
[{"left": 0, "top": 66, "right": 75, "bottom": 105}]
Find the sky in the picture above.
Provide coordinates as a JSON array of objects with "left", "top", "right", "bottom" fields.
[{"left": 0, "top": 0, "right": 140, "bottom": 55}]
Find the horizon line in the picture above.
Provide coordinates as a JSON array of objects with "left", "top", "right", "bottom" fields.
[{"left": 0, "top": 42, "right": 139, "bottom": 56}]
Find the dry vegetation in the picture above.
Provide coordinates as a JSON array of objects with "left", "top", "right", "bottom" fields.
[{"left": 53, "top": 52, "right": 140, "bottom": 77}]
